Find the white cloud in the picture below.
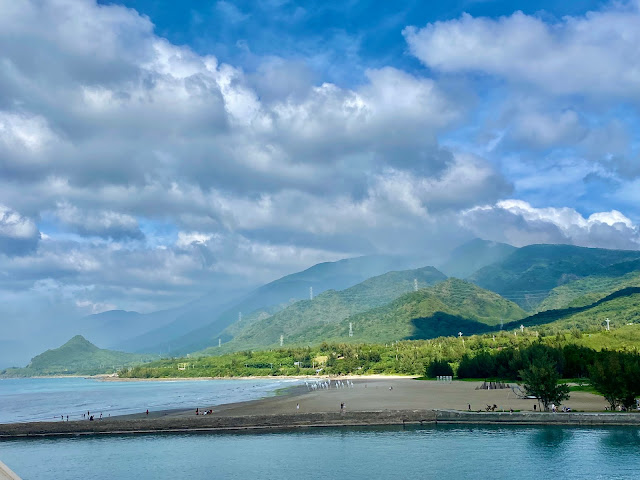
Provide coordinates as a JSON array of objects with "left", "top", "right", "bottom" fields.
[
  {"left": 462, "top": 200, "right": 640, "bottom": 249},
  {"left": 404, "top": 2, "right": 640, "bottom": 98},
  {"left": 1, "top": 0, "right": 639, "bottom": 354},
  {"left": 53, "top": 201, "right": 143, "bottom": 240},
  {"left": 175, "top": 232, "right": 215, "bottom": 248},
  {"left": 0, "top": 205, "right": 40, "bottom": 256}
]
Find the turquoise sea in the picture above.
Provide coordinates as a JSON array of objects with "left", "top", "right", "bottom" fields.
[
  {"left": 1, "top": 425, "right": 639, "bottom": 479},
  {"left": 0, "top": 377, "right": 300, "bottom": 423}
]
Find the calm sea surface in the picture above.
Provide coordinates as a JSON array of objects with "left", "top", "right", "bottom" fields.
[
  {"left": 0, "top": 377, "right": 300, "bottom": 423},
  {"left": 1, "top": 425, "right": 639, "bottom": 479}
]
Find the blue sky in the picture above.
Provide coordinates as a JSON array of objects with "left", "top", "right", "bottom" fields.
[
  {"left": 103, "top": 1, "right": 605, "bottom": 85},
  {"left": 1, "top": 0, "right": 640, "bottom": 363}
]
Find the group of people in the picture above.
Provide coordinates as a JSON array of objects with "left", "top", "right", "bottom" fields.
[
  {"left": 59, "top": 411, "right": 106, "bottom": 421},
  {"left": 550, "top": 404, "right": 572, "bottom": 413},
  {"left": 304, "top": 379, "right": 355, "bottom": 391},
  {"left": 195, "top": 408, "right": 214, "bottom": 415}
]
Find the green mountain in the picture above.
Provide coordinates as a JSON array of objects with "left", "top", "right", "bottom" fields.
[
  {"left": 201, "top": 266, "right": 447, "bottom": 354},
  {"left": 209, "top": 278, "right": 526, "bottom": 350},
  {"left": 536, "top": 262, "right": 640, "bottom": 311},
  {"left": 152, "top": 254, "right": 423, "bottom": 355},
  {"left": 325, "top": 278, "right": 527, "bottom": 343},
  {"left": 1, "top": 336, "right": 158, "bottom": 377},
  {"left": 468, "top": 244, "right": 640, "bottom": 311},
  {"left": 438, "top": 238, "right": 517, "bottom": 279},
  {"left": 504, "top": 287, "right": 640, "bottom": 332}
]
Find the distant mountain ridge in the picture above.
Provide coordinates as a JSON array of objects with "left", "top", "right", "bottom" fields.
[
  {"left": 155, "top": 254, "right": 424, "bottom": 355},
  {"left": 201, "top": 266, "right": 447, "bottom": 354},
  {"left": 468, "top": 244, "right": 640, "bottom": 310},
  {"left": 205, "top": 278, "right": 527, "bottom": 351},
  {"left": 31, "top": 242, "right": 640, "bottom": 364},
  {"left": 1, "top": 335, "right": 158, "bottom": 377},
  {"left": 438, "top": 238, "right": 517, "bottom": 279}
]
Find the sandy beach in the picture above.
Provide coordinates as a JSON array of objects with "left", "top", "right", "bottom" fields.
[
  {"left": 195, "top": 377, "right": 609, "bottom": 417},
  {"left": 3, "top": 377, "right": 635, "bottom": 438}
]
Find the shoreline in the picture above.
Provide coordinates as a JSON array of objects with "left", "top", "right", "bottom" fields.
[{"left": 3, "top": 377, "right": 630, "bottom": 437}]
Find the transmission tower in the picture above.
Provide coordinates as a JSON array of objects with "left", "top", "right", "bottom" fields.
[
  {"left": 280, "top": 334, "right": 284, "bottom": 347},
  {"left": 349, "top": 322, "right": 353, "bottom": 337},
  {"left": 218, "top": 338, "right": 221, "bottom": 348},
  {"left": 414, "top": 278, "right": 418, "bottom": 292},
  {"left": 310, "top": 287, "right": 313, "bottom": 300},
  {"left": 239, "top": 311, "right": 242, "bottom": 322}
]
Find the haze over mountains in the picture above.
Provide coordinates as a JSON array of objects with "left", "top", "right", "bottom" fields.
[{"left": 7, "top": 238, "right": 640, "bottom": 370}]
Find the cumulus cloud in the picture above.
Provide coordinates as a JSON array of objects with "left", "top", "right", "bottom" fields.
[
  {"left": 0, "top": 0, "right": 639, "bottom": 356},
  {"left": 53, "top": 202, "right": 144, "bottom": 240},
  {"left": 0, "top": 205, "right": 40, "bottom": 256},
  {"left": 403, "top": 2, "right": 640, "bottom": 98},
  {"left": 461, "top": 200, "right": 640, "bottom": 249}
]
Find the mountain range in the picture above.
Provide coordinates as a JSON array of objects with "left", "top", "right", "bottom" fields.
[{"left": 14, "top": 239, "right": 640, "bottom": 372}]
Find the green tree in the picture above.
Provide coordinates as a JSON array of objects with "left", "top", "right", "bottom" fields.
[
  {"left": 519, "top": 355, "right": 570, "bottom": 411},
  {"left": 425, "top": 359, "right": 453, "bottom": 378},
  {"left": 589, "top": 351, "right": 640, "bottom": 411}
]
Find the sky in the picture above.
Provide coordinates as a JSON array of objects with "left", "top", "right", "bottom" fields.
[{"left": 1, "top": 0, "right": 640, "bottom": 351}]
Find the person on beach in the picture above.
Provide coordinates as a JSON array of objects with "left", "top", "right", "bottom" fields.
[
  {"left": 146, "top": 409, "right": 149, "bottom": 416},
  {"left": 296, "top": 403, "right": 299, "bottom": 411},
  {"left": 196, "top": 408, "right": 199, "bottom": 415}
]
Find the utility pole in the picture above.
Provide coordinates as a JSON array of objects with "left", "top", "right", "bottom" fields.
[{"left": 606, "top": 318, "right": 610, "bottom": 331}]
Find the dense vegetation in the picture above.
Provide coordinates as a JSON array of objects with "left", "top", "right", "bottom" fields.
[
  {"left": 0, "top": 336, "right": 158, "bottom": 377},
  {"left": 118, "top": 325, "right": 639, "bottom": 377}
]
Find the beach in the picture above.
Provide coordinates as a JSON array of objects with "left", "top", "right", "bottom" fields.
[
  {"left": 3, "top": 377, "right": 638, "bottom": 438},
  {"left": 204, "top": 377, "right": 608, "bottom": 416}
]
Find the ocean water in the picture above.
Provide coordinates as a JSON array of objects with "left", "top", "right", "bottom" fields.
[
  {"left": 0, "top": 377, "right": 300, "bottom": 423},
  {"left": 1, "top": 425, "right": 639, "bottom": 479}
]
